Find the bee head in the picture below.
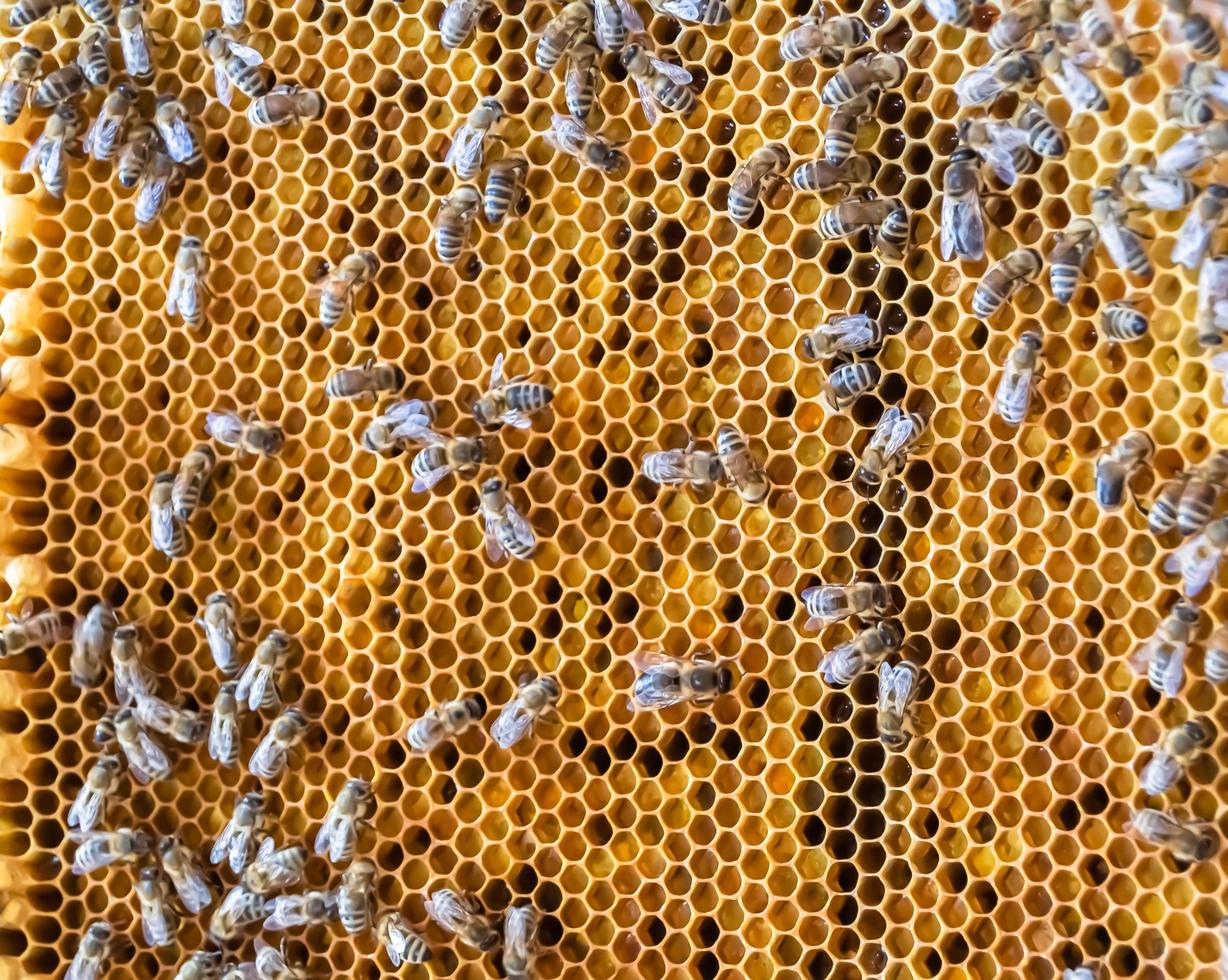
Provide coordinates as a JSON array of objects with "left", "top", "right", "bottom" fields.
[
  {"left": 878, "top": 620, "right": 905, "bottom": 648},
  {"left": 852, "top": 462, "right": 882, "bottom": 497},
  {"left": 880, "top": 729, "right": 909, "bottom": 750},
  {"left": 478, "top": 96, "right": 504, "bottom": 118},
  {"left": 620, "top": 43, "right": 644, "bottom": 67},
  {"left": 1210, "top": 184, "right": 1228, "bottom": 202},
  {"left": 181, "top": 234, "right": 202, "bottom": 250},
  {"left": 714, "top": 666, "right": 734, "bottom": 694},
  {"left": 799, "top": 333, "right": 819, "bottom": 361},
  {"left": 481, "top": 476, "right": 504, "bottom": 495},
  {"left": 94, "top": 716, "right": 117, "bottom": 745},
  {"left": 1020, "top": 331, "right": 1043, "bottom": 352},
  {"left": 1173, "top": 599, "right": 1200, "bottom": 624}
]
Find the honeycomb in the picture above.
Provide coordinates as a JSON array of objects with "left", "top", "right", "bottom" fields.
[{"left": 0, "top": 0, "right": 1226, "bottom": 971}]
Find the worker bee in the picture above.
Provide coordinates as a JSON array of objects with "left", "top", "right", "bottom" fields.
[
  {"left": 1140, "top": 719, "right": 1211, "bottom": 795},
  {"left": 940, "top": 146, "right": 985, "bottom": 262},
  {"left": 1148, "top": 469, "right": 1191, "bottom": 534},
  {"left": 1164, "top": 0, "right": 1219, "bottom": 58},
  {"left": 150, "top": 472, "right": 186, "bottom": 557},
  {"left": 1166, "top": 515, "right": 1228, "bottom": 596},
  {"left": 378, "top": 910, "right": 432, "bottom": 966},
  {"left": 594, "top": 0, "right": 643, "bottom": 51},
  {"left": 1127, "top": 807, "right": 1218, "bottom": 862},
  {"left": 166, "top": 234, "right": 210, "bottom": 328},
  {"left": 1101, "top": 299, "right": 1148, "bottom": 342},
  {"left": 649, "top": 0, "right": 728, "bottom": 24},
  {"left": 337, "top": 860, "right": 376, "bottom": 935},
  {"left": 154, "top": 96, "right": 203, "bottom": 169},
  {"left": 209, "top": 886, "right": 268, "bottom": 943},
  {"left": 196, "top": 594, "right": 238, "bottom": 677},
  {"left": 641, "top": 439, "right": 723, "bottom": 489},
  {"left": 1094, "top": 431, "right": 1153, "bottom": 510},
  {"left": 0, "top": 45, "right": 41, "bottom": 125},
  {"left": 877, "top": 205, "right": 911, "bottom": 259},
  {"left": 246, "top": 84, "right": 325, "bottom": 128},
  {"left": 314, "top": 777, "right": 372, "bottom": 864},
  {"left": 68, "top": 755, "right": 122, "bottom": 833},
  {"left": 1175, "top": 451, "right": 1228, "bottom": 535},
  {"left": 629, "top": 649, "right": 734, "bottom": 711},
  {"left": 1166, "top": 84, "right": 1220, "bottom": 127},
  {"left": 205, "top": 410, "right": 285, "bottom": 458},
  {"left": 202, "top": 28, "right": 268, "bottom": 107},
  {"left": 484, "top": 154, "right": 528, "bottom": 223},
  {"left": 817, "top": 195, "right": 898, "bottom": 242},
  {"left": 728, "top": 143, "right": 790, "bottom": 225},
  {"left": 174, "top": 952, "right": 223, "bottom": 980},
  {"left": 110, "top": 624, "right": 153, "bottom": 705},
  {"left": 921, "top": 0, "right": 971, "bottom": 26},
  {"left": 264, "top": 889, "right": 339, "bottom": 931},
  {"left": 988, "top": 0, "right": 1049, "bottom": 50},
  {"left": 135, "top": 150, "right": 181, "bottom": 227},
  {"left": 1208, "top": 625, "right": 1228, "bottom": 683},
  {"left": 822, "top": 52, "right": 906, "bottom": 105},
  {"left": 480, "top": 477, "right": 537, "bottom": 562},
  {"left": 0, "top": 604, "right": 69, "bottom": 657},
  {"left": 1114, "top": 164, "right": 1198, "bottom": 211},
  {"left": 208, "top": 681, "right": 241, "bottom": 767},
  {"left": 359, "top": 399, "right": 434, "bottom": 454},
  {"left": 955, "top": 47, "right": 1042, "bottom": 107},
  {"left": 854, "top": 406, "right": 927, "bottom": 495},
  {"left": 545, "top": 113, "right": 629, "bottom": 174},
  {"left": 406, "top": 695, "right": 485, "bottom": 753},
  {"left": 820, "top": 362, "right": 881, "bottom": 414},
  {"left": 401, "top": 425, "right": 486, "bottom": 493},
  {"left": 492, "top": 673, "right": 561, "bottom": 749},
  {"left": 71, "top": 602, "right": 116, "bottom": 688},
  {"left": 565, "top": 38, "right": 601, "bottom": 122},
  {"left": 424, "top": 888, "right": 500, "bottom": 951},
  {"left": 503, "top": 903, "right": 539, "bottom": 980},
  {"left": 959, "top": 116, "right": 1033, "bottom": 186},
  {"left": 434, "top": 185, "right": 482, "bottom": 264},
  {"left": 8, "top": 0, "right": 69, "bottom": 26},
  {"left": 172, "top": 443, "right": 215, "bottom": 521},
  {"left": 790, "top": 153, "right": 871, "bottom": 194},
  {"left": 799, "top": 313, "right": 882, "bottom": 360},
  {"left": 82, "top": 82, "right": 136, "bottom": 161},
  {"left": 71, "top": 827, "right": 152, "bottom": 874},
  {"left": 440, "top": 0, "right": 491, "bottom": 49},
  {"left": 877, "top": 660, "right": 922, "bottom": 750},
  {"left": 472, "top": 352, "right": 555, "bottom": 429},
  {"left": 242, "top": 837, "right": 308, "bottom": 893},
  {"left": 118, "top": 0, "right": 154, "bottom": 78},
  {"left": 310, "top": 250, "right": 377, "bottom": 329},
  {"left": 249, "top": 707, "right": 308, "bottom": 780},
  {"left": 66, "top": 921, "right": 113, "bottom": 980},
  {"left": 993, "top": 331, "right": 1043, "bottom": 427},
  {"left": 1173, "top": 184, "right": 1228, "bottom": 270},
  {"left": 135, "top": 866, "right": 179, "bottom": 947},
  {"left": 1014, "top": 99, "right": 1066, "bottom": 158},
  {"left": 536, "top": 0, "right": 591, "bottom": 70},
  {"left": 801, "top": 581, "right": 896, "bottom": 630},
  {"left": 820, "top": 620, "right": 904, "bottom": 686},
  {"left": 324, "top": 359, "right": 406, "bottom": 402},
  {"left": 1047, "top": 219, "right": 1099, "bottom": 302},
  {"left": 824, "top": 93, "right": 871, "bottom": 164},
  {"left": 211, "top": 791, "right": 265, "bottom": 874},
  {"left": 1130, "top": 599, "right": 1199, "bottom": 696},
  {"left": 22, "top": 104, "right": 84, "bottom": 199},
  {"left": 116, "top": 122, "right": 156, "bottom": 189},
  {"left": 715, "top": 424, "right": 768, "bottom": 503},
  {"left": 1157, "top": 121, "right": 1228, "bottom": 175},
  {"left": 1198, "top": 254, "right": 1228, "bottom": 346},
  {"left": 159, "top": 833, "right": 213, "bottom": 914},
  {"left": 1080, "top": 0, "right": 1145, "bottom": 76},
  {"left": 779, "top": 14, "right": 870, "bottom": 65},
  {"left": 445, "top": 96, "right": 503, "bottom": 180},
  {"left": 133, "top": 692, "right": 208, "bottom": 744},
  {"left": 1182, "top": 63, "right": 1228, "bottom": 110},
  {"left": 1044, "top": 41, "right": 1108, "bottom": 113},
  {"left": 96, "top": 707, "right": 170, "bottom": 784},
  {"left": 973, "top": 247, "right": 1043, "bottom": 319}
]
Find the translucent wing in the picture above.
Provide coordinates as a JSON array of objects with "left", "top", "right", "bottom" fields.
[
  {"left": 166, "top": 265, "right": 188, "bottom": 317},
  {"left": 1098, "top": 220, "right": 1143, "bottom": 273},
  {"left": 993, "top": 363, "right": 1034, "bottom": 424},
  {"left": 68, "top": 786, "right": 103, "bottom": 832},
  {"left": 877, "top": 661, "right": 899, "bottom": 712},
  {"left": 1157, "top": 132, "right": 1208, "bottom": 174},
  {"left": 210, "top": 823, "right": 234, "bottom": 866},
  {"left": 1134, "top": 170, "right": 1194, "bottom": 210},
  {"left": 444, "top": 124, "right": 485, "bottom": 176},
  {"left": 975, "top": 125, "right": 1028, "bottom": 185},
  {"left": 20, "top": 134, "right": 47, "bottom": 174},
  {"left": 484, "top": 514, "right": 507, "bottom": 562},
  {"left": 390, "top": 421, "right": 446, "bottom": 445},
  {"left": 649, "top": 56, "right": 692, "bottom": 84},
  {"left": 221, "top": 0, "right": 245, "bottom": 25},
  {"left": 140, "top": 897, "right": 174, "bottom": 948},
  {"left": 827, "top": 314, "right": 880, "bottom": 351},
  {"left": 504, "top": 907, "right": 538, "bottom": 963},
  {"left": 264, "top": 896, "right": 309, "bottom": 931},
  {"left": 640, "top": 450, "right": 693, "bottom": 483},
  {"left": 151, "top": 499, "right": 178, "bottom": 553},
  {"left": 249, "top": 735, "right": 286, "bottom": 779},
  {"left": 941, "top": 192, "right": 985, "bottom": 261},
  {"left": 489, "top": 351, "right": 505, "bottom": 389},
  {"left": 1152, "top": 646, "right": 1187, "bottom": 697},
  {"left": 226, "top": 40, "right": 263, "bottom": 65},
  {"left": 628, "top": 651, "right": 686, "bottom": 711},
  {"left": 881, "top": 660, "right": 918, "bottom": 712},
  {"left": 1172, "top": 206, "right": 1219, "bottom": 269},
  {"left": 619, "top": 0, "right": 644, "bottom": 32},
  {"left": 1164, "top": 534, "right": 1222, "bottom": 596},
  {"left": 505, "top": 498, "right": 534, "bottom": 545},
  {"left": 867, "top": 405, "right": 904, "bottom": 453},
  {"left": 382, "top": 399, "right": 434, "bottom": 428},
  {"left": 412, "top": 461, "right": 455, "bottom": 493},
  {"left": 634, "top": 77, "right": 658, "bottom": 125},
  {"left": 121, "top": 28, "right": 152, "bottom": 77},
  {"left": 546, "top": 113, "right": 587, "bottom": 153},
  {"left": 170, "top": 861, "right": 213, "bottom": 913},
  {"left": 1201, "top": 257, "right": 1228, "bottom": 336},
  {"left": 129, "top": 732, "right": 170, "bottom": 784},
  {"left": 1054, "top": 55, "right": 1106, "bottom": 112},
  {"left": 214, "top": 64, "right": 233, "bottom": 107},
  {"left": 208, "top": 709, "right": 238, "bottom": 765},
  {"left": 656, "top": 0, "right": 723, "bottom": 20},
  {"left": 881, "top": 413, "right": 923, "bottom": 459},
  {"left": 955, "top": 66, "right": 1001, "bottom": 107},
  {"left": 161, "top": 117, "right": 196, "bottom": 163},
  {"left": 491, "top": 695, "right": 536, "bottom": 748}
]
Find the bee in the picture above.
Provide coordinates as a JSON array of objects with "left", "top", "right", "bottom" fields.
[
  {"left": 71, "top": 602, "right": 116, "bottom": 688},
  {"left": 484, "top": 155, "right": 528, "bottom": 224},
  {"left": 82, "top": 82, "right": 136, "bottom": 162},
  {"left": 1183, "top": 63, "right": 1228, "bottom": 110},
  {"left": 133, "top": 692, "right": 208, "bottom": 744},
  {"left": 565, "top": 38, "right": 601, "bottom": 122},
  {"left": 135, "top": 150, "right": 181, "bottom": 227},
  {"left": 714, "top": 424, "right": 767, "bottom": 503},
  {"left": 401, "top": 426, "right": 486, "bottom": 493},
  {"left": 150, "top": 472, "right": 186, "bottom": 557},
  {"left": 337, "top": 860, "right": 376, "bottom": 935},
  {"left": 65, "top": 921, "right": 113, "bottom": 980},
  {"left": 824, "top": 93, "right": 871, "bottom": 164},
  {"left": 818, "top": 195, "right": 898, "bottom": 242},
  {"left": 242, "top": 837, "right": 308, "bottom": 893},
  {"left": 1015, "top": 99, "right": 1067, "bottom": 158},
  {"left": 821, "top": 52, "right": 906, "bottom": 106},
  {"left": 1166, "top": 515, "right": 1228, "bottom": 596},
  {"left": 406, "top": 695, "right": 485, "bottom": 753},
  {"left": 473, "top": 352, "right": 555, "bottom": 429},
  {"left": 136, "top": 866, "right": 179, "bottom": 947},
  {"left": 164, "top": 235, "right": 211, "bottom": 328},
  {"left": 8, "top": 0, "right": 69, "bottom": 29},
  {"left": 877, "top": 660, "right": 922, "bottom": 750},
  {"left": 440, "top": 0, "right": 491, "bottom": 49},
  {"left": 95, "top": 707, "right": 170, "bottom": 784},
  {"left": 155, "top": 96, "right": 204, "bottom": 170},
  {"left": 492, "top": 673, "right": 560, "bottom": 748},
  {"left": 117, "top": 122, "right": 157, "bottom": 189},
  {"left": 171, "top": 444, "right": 215, "bottom": 522},
  {"left": 799, "top": 313, "right": 882, "bottom": 360},
  {"left": 175, "top": 952, "right": 223, "bottom": 980},
  {"left": 955, "top": 47, "right": 1043, "bottom": 107},
  {"left": 314, "top": 777, "right": 372, "bottom": 864},
  {"left": 1173, "top": 184, "right": 1228, "bottom": 270},
  {"left": 940, "top": 146, "right": 985, "bottom": 262},
  {"left": 110, "top": 624, "right": 153, "bottom": 705},
  {"left": 728, "top": 143, "right": 790, "bottom": 225},
  {"left": 545, "top": 113, "right": 628, "bottom": 174},
  {"left": 210, "top": 791, "right": 265, "bottom": 874},
  {"left": 434, "top": 185, "right": 482, "bottom": 264},
  {"left": 921, "top": 0, "right": 971, "bottom": 26},
  {"left": 1148, "top": 470, "right": 1190, "bottom": 534},
  {"left": 1176, "top": 451, "right": 1228, "bottom": 535},
  {"left": 378, "top": 910, "right": 433, "bottom": 966},
  {"left": 854, "top": 406, "right": 927, "bottom": 495},
  {"left": 993, "top": 331, "right": 1043, "bottom": 427},
  {"left": 1166, "top": 85, "right": 1220, "bottom": 127},
  {"left": 359, "top": 399, "right": 434, "bottom": 454},
  {"left": 21, "top": 104, "right": 84, "bottom": 199},
  {"left": 801, "top": 581, "right": 895, "bottom": 630},
  {"left": 310, "top": 250, "right": 378, "bottom": 329},
  {"left": 236, "top": 628, "right": 292, "bottom": 711},
  {"left": 1047, "top": 219, "right": 1099, "bottom": 303},
  {"left": 1140, "top": 719, "right": 1211, "bottom": 795},
  {"left": 480, "top": 477, "right": 536, "bottom": 562},
  {"left": 205, "top": 410, "right": 285, "bottom": 457},
  {"left": 820, "top": 620, "right": 904, "bottom": 686},
  {"left": 159, "top": 834, "right": 214, "bottom": 914},
  {"left": 1101, "top": 299, "right": 1148, "bottom": 342},
  {"left": 641, "top": 440, "right": 723, "bottom": 489},
  {"left": 424, "top": 888, "right": 500, "bottom": 951},
  {"left": 203, "top": 28, "right": 268, "bottom": 107},
  {"left": 959, "top": 117, "right": 1033, "bottom": 186},
  {"left": 503, "top": 903, "right": 539, "bottom": 980},
  {"left": 0, "top": 604, "right": 69, "bottom": 657},
  {"left": 973, "top": 247, "right": 1042, "bottom": 319},
  {"left": 1164, "top": 0, "right": 1219, "bottom": 58},
  {"left": 1094, "top": 431, "right": 1153, "bottom": 510},
  {"left": 629, "top": 649, "right": 734, "bottom": 711},
  {"left": 247, "top": 84, "right": 325, "bottom": 128},
  {"left": 593, "top": 0, "right": 643, "bottom": 52},
  {"left": 790, "top": 154, "right": 872, "bottom": 194},
  {"left": 67, "top": 755, "right": 122, "bottom": 833},
  {"left": 877, "top": 205, "right": 911, "bottom": 259},
  {"left": 1130, "top": 599, "right": 1199, "bottom": 696},
  {"left": 988, "top": 0, "right": 1049, "bottom": 50},
  {"left": 325, "top": 359, "right": 405, "bottom": 402},
  {"left": 1157, "top": 121, "right": 1228, "bottom": 175},
  {"left": 779, "top": 14, "right": 871, "bottom": 65},
  {"left": 649, "top": 0, "right": 729, "bottom": 25},
  {"left": 445, "top": 96, "right": 503, "bottom": 180},
  {"left": 1127, "top": 807, "right": 1218, "bottom": 862},
  {"left": 1114, "top": 163, "right": 1198, "bottom": 211},
  {"left": 820, "top": 362, "right": 881, "bottom": 414},
  {"left": 71, "top": 827, "right": 152, "bottom": 874},
  {"left": 198, "top": 591, "right": 238, "bottom": 674},
  {"left": 1208, "top": 625, "right": 1228, "bottom": 683},
  {"left": 1198, "top": 254, "right": 1228, "bottom": 346},
  {"left": 0, "top": 45, "right": 41, "bottom": 125},
  {"left": 208, "top": 680, "right": 241, "bottom": 767},
  {"left": 1080, "top": 0, "right": 1144, "bottom": 76},
  {"left": 264, "top": 889, "right": 339, "bottom": 931},
  {"left": 118, "top": 0, "right": 155, "bottom": 79},
  {"left": 249, "top": 707, "right": 308, "bottom": 780},
  {"left": 1044, "top": 41, "right": 1108, "bottom": 113},
  {"left": 209, "top": 885, "right": 268, "bottom": 942},
  {"left": 536, "top": 0, "right": 592, "bottom": 71}
]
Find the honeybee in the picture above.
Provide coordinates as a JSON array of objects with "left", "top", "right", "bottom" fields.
[
  {"left": 1047, "top": 219, "right": 1099, "bottom": 302},
  {"left": 110, "top": 624, "right": 153, "bottom": 705},
  {"left": 504, "top": 903, "right": 539, "bottom": 980},
  {"left": 1157, "top": 121, "right": 1228, "bottom": 175},
  {"left": 629, "top": 649, "right": 734, "bottom": 711},
  {"left": 545, "top": 113, "right": 628, "bottom": 175},
  {"left": 649, "top": 0, "right": 728, "bottom": 24},
  {"left": 205, "top": 410, "right": 285, "bottom": 457},
  {"left": 1176, "top": 451, "right": 1228, "bottom": 534},
  {"left": 492, "top": 673, "right": 561, "bottom": 748},
  {"left": 817, "top": 195, "right": 897, "bottom": 241},
  {"left": 0, "top": 604, "right": 69, "bottom": 657},
  {"left": 820, "top": 362, "right": 881, "bottom": 414},
  {"left": 728, "top": 144, "right": 790, "bottom": 225},
  {"left": 96, "top": 707, "right": 171, "bottom": 784},
  {"left": 166, "top": 235, "right": 210, "bottom": 328},
  {"left": 133, "top": 692, "right": 208, "bottom": 744},
  {"left": 194, "top": 594, "right": 237, "bottom": 676},
  {"left": 473, "top": 352, "right": 555, "bottom": 428},
  {"left": 22, "top": 104, "right": 84, "bottom": 199},
  {"left": 1164, "top": 0, "right": 1219, "bottom": 57},
  {"left": 1140, "top": 719, "right": 1211, "bottom": 795},
  {"left": 1166, "top": 515, "right": 1228, "bottom": 596},
  {"left": 310, "top": 250, "right": 377, "bottom": 329},
  {"left": 822, "top": 52, "right": 906, "bottom": 105},
  {"left": 480, "top": 477, "right": 537, "bottom": 562},
  {"left": 790, "top": 154, "right": 871, "bottom": 194},
  {"left": 264, "top": 889, "right": 339, "bottom": 930},
  {"left": 1127, "top": 807, "right": 1218, "bottom": 862},
  {"left": 714, "top": 424, "right": 767, "bottom": 503},
  {"left": 175, "top": 952, "right": 223, "bottom": 980},
  {"left": 955, "top": 47, "right": 1043, "bottom": 107},
  {"left": 337, "top": 860, "right": 376, "bottom": 935},
  {"left": 154, "top": 96, "right": 203, "bottom": 169},
  {"left": 249, "top": 707, "right": 308, "bottom": 780},
  {"left": 973, "top": 248, "right": 1042, "bottom": 320},
  {"left": 594, "top": 0, "right": 643, "bottom": 51},
  {"left": 135, "top": 150, "right": 181, "bottom": 227},
  {"left": 210, "top": 791, "right": 265, "bottom": 874},
  {"left": 118, "top": 0, "right": 154, "bottom": 78},
  {"left": 159, "top": 833, "right": 214, "bottom": 914},
  {"left": 877, "top": 660, "right": 922, "bottom": 750},
  {"left": 854, "top": 406, "right": 927, "bottom": 495},
  {"left": 401, "top": 426, "right": 486, "bottom": 493},
  {"left": 940, "top": 146, "right": 985, "bottom": 262},
  {"left": 68, "top": 755, "right": 122, "bottom": 833},
  {"left": 536, "top": 0, "right": 592, "bottom": 70},
  {"left": 824, "top": 93, "right": 871, "bottom": 164},
  {"left": 1114, "top": 163, "right": 1198, "bottom": 211},
  {"left": 988, "top": 0, "right": 1049, "bottom": 50},
  {"left": 359, "top": 399, "right": 434, "bottom": 453},
  {"left": 246, "top": 84, "right": 325, "bottom": 128},
  {"left": 1131, "top": 599, "right": 1199, "bottom": 696},
  {"left": 1182, "top": 63, "right": 1228, "bottom": 112},
  {"left": 641, "top": 439, "right": 723, "bottom": 489},
  {"left": 801, "top": 581, "right": 895, "bottom": 630},
  {"left": 0, "top": 45, "right": 41, "bottom": 125},
  {"left": 1166, "top": 84, "right": 1221, "bottom": 127},
  {"left": 1094, "top": 431, "right": 1153, "bottom": 510},
  {"left": 233, "top": 627, "right": 288, "bottom": 708},
  {"left": 1101, "top": 299, "right": 1148, "bottom": 341},
  {"left": 445, "top": 96, "right": 503, "bottom": 180},
  {"left": 378, "top": 910, "right": 433, "bottom": 966},
  {"left": 440, "top": 0, "right": 491, "bottom": 49},
  {"left": 314, "top": 777, "right": 372, "bottom": 864},
  {"left": 959, "top": 116, "right": 1033, "bottom": 186},
  {"left": 209, "top": 885, "right": 268, "bottom": 942},
  {"left": 1044, "top": 42, "right": 1108, "bottom": 113},
  {"left": 71, "top": 827, "right": 152, "bottom": 874},
  {"left": 779, "top": 14, "right": 870, "bottom": 65},
  {"left": 406, "top": 695, "right": 485, "bottom": 753},
  {"left": 71, "top": 602, "right": 116, "bottom": 688},
  {"left": 208, "top": 681, "right": 241, "bottom": 767},
  {"left": 877, "top": 205, "right": 911, "bottom": 259},
  {"left": 82, "top": 82, "right": 136, "bottom": 161},
  {"left": 484, "top": 155, "right": 528, "bottom": 223},
  {"left": 30, "top": 61, "right": 92, "bottom": 110},
  {"left": 8, "top": 0, "right": 69, "bottom": 27},
  {"left": 325, "top": 360, "right": 405, "bottom": 402},
  {"left": 1080, "top": 0, "right": 1144, "bottom": 76},
  {"left": 565, "top": 39, "right": 601, "bottom": 122},
  {"left": 1208, "top": 625, "right": 1228, "bottom": 683},
  {"left": 1015, "top": 98, "right": 1067, "bottom": 158},
  {"left": 150, "top": 472, "right": 186, "bottom": 557},
  {"left": 242, "top": 837, "right": 308, "bottom": 893},
  {"left": 820, "top": 620, "right": 904, "bottom": 686},
  {"left": 1198, "top": 254, "right": 1228, "bottom": 346},
  {"left": 434, "top": 185, "right": 482, "bottom": 264},
  {"left": 799, "top": 313, "right": 882, "bottom": 360},
  {"left": 65, "top": 921, "right": 113, "bottom": 980},
  {"left": 117, "top": 122, "right": 157, "bottom": 189},
  {"left": 172, "top": 443, "right": 215, "bottom": 520},
  {"left": 203, "top": 28, "right": 267, "bottom": 107},
  {"left": 1173, "top": 184, "right": 1228, "bottom": 270},
  {"left": 1148, "top": 469, "right": 1191, "bottom": 534},
  {"left": 424, "top": 888, "right": 500, "bottom": 951},
  {"left": 136, "top": 866, "right": 179, "bottom": 947},
  {"left": 921, "top": 0, "right": 970, "bottom": 26},
  {"left": 993, "top": 331, "right": 1043, "bottom": 427}
]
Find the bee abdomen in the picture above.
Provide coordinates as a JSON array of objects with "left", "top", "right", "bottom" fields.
[
  {"left": 1049, "top": 263, "right": 1081, "bottom": 303},
  {"left": 1183, "top": 14, "right": 1219, "bottom": 56},
  {"left": 819, "top": 210, "right": 852, "bottom": 240},
  {"left": 411, "top": 448, "right": 445, "bottom": 480},
  {"left": 1025, "top": 122, "right": 1065, "bottom": 158},
  {"left": 402, "top": 934, "right": 432, "bottom": 963},
  {"left": 496, "top": 521, "right": 535, "bottom": 560},
  {"left": 1205, "top": 646, "right": 1228, "bottom": 683},
  {"left": 656, "top": 80, "right": 696, "bottom": 115},
  {"left": 320, "top": 294, "right": 345, "bottom": 329},
  {"left": 878, "top": 207, "right": 909, "bottom": 252},
  {"left": 78, "top": 0, "right": 115, "bottom": 21},
  {"left": 1140, "top": 753, "right": 1179, "bottom": 795},
  {"left": 1149, "top": 481, "right": 1183, "bottom": 533},
  {"left": 234, "top": 65, "right": 271, "bottom": 99},
  {"left": 435, "top": 223, "right": 469, "bottom": 264},
  {"left": 505, "top": 383, "right": 553, "bottom": 414},
  {"left": 1177, "top": 485, "right": 1217, "bottom": 535},
  {"left": 1101, "top": 300, "right": 1148, "bottom": 342}
]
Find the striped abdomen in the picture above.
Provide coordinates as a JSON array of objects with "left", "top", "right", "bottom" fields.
[
  {"left": 652, "top": 78, "right": 695, "bottom": 115},
  {"left": 505, "top": 383, "right": 554, "bottom": 415},
  {"left": 1101, "top": 301, "right": 1147, "bottom": 341},
  {"left": 1183, "top": 14, "right": 1219, "bottom": 57}
]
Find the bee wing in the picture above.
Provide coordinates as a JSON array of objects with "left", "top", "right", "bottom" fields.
[
  {"left": 20, "top": 133, "right": 48, "bottom": 174},
  {"left": 444, "top": 124, "right": 484, "bottom": 175},
  {"left": 135, "top": 730, "right": 170, "bottom": 780},
  {"left": 954, "top": 66, "right": 999, "bottom": 107},
  {"left": 210, "top": 822, "right": 235, "bottom": 866},
  {"left": 1164, "top": 534, "right": 1221, "bottom": 596},
  {"left": 161, "top": 117, "right": 196, "bottom": 162},
  {"left": 411, "top": 461, "right": 455, "bottom": 493},
  {"left": 226, "top": 40, "right": 264, "bottom": 65},
  {"left": 382, "top": 399, "right": 435, "bottom": 428},
  {"left": 546, "top": 112, "right": 587, "bottom": 153},
  {"left": 489, "top": 351, "right": 505, "bottom": 389},
  {"left": 654, "top": 0, "right": 712, "bottom": 21},
  {"left": 1136, "top": 171, "right": 1191, "bottom": 211},
  {"left": 882, "top": 413, "right": 923, "bottom": 459},
  {"left": 484, "top": 513, "right": 508, "bottom": 562},
  {"left": 67, "top": 786, "right": 102, "bottom": 832},
  {"left": 619, "top": 0, "right": 645, "bottom": 32},
  {"left": 221, "top": 0, "right": 246, "bottom": 24},
  {"left": 505, "top": 498, "right": 534, "bottom": 544},
  {"left": 391, "top": 421, "right": 445, "bottom": 445},
  {"left": 248, "top": 735, "right": 284, "bottom": 779},
  {"left": 828, "top": 314, "right": 879, "bottom": 350},
  {"left": 121, "top": 28, "right": 152, "bottom": 77},
  {"left": 65, "top": 953, "right": 102, "bottom": 980},
  {"left": 209, "top": 713, "right": 237, "bottom": 765},
  {"left": 883, "top": 661, "right": 918, "bottom": 710},
  {"left": 491, "top": 696, "right": 536, "bottom": 748},
  {"left": 977, "top": 127, "right": 1028, "bottom": 185},
  {"left": 993, "top": 362, "right": 1034, "bottom": 423},
  {"left": 214, "top": 64, "right": 233, "bottom": 107},
  {"left": 640, "top": 450, "right": 694, "bottom": 483},
  {"left": 1099, "top": 219, "right": 1143, "bottom": 272},
  {"left": 263, "top": 897, "right": 306, "bottom": 931},
  {"left": 649, "top": 57, "right": 692, "bottom": 84},
  {"left": 504, "top": 907, "right": 537, "bottom": 960},
  {"left": 634, "top": 77, "right": 659, "bottom": 125},
  {"left": 1172, "top": 206, "right": 1218, "bottom": 269},
  {"left": 1210, "top": 351, "right": 1228, "bottom": 402},
  {"left": 877, "top": 661, "right": 898, "bottom": 712},
  {"left": 165, "top": 264, "right": 188, "bottom": 317},
  {"left": 941, "top": 191, "right": 985, "bottom": 261},
  {"left": 173, "top": 864, "right": 214, "bottom": 914},
  {"left": 867, "top": 405, "right": 904, "bottom": 453},
  {"left": 245, "top": 667, "right": 276, "bottom": 712},
  {"left": 1158, "top": 132, "right": 1209, "bottom": 174},
  {"left": 1055, "top": 58, "right": 1107, "bottom": 111}
]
